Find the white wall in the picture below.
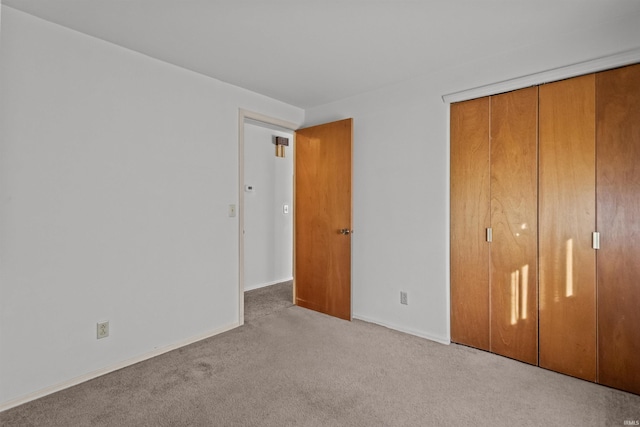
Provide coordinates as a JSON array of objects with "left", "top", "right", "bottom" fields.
[
  {"left": 305, "top": 11, "right": 640, "bottom": 344},
  {"left": 243, "top": 123, "right": 293, "bottom": 291},
  {"left": 0, "top": 6, "right": 303, "bottom": 408}
]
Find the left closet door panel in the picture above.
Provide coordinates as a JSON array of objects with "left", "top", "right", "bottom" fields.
[
  {"left": 489, "top": 87, "right": 539, "bottom": 365},
  {"left": 450, "top": 97, "right": 491, "bottom": 351}
]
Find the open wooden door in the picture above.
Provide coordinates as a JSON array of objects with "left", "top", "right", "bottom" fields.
[{"left": 294, "top": 118, "right": 353, "bottom": 320}]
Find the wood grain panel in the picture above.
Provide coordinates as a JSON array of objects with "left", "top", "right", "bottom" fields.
[
  {"left": 295, "top": 118, "right": 352, "bottom": 321},
  {"left": 539, "top": 75, "right": 597, "bottom": 380},
  {"left": 490, "top": 87, "right": 538, "bottom": 365},
  {"left": 450, "top": 97, "right": 491, "bottom": 350},
  {"left": 596, "top": 63, "right": 640, "bottom": 394}
]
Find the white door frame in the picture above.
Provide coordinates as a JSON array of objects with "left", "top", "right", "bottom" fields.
[{"left": 238, "top": 109, "right": 298, "bottom": 325}]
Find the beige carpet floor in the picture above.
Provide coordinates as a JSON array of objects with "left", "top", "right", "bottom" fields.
[
  {"left": 1, "top": 281, "right": 639, "bottom": 426},
  {"left": 244, "top": 280, "right": 294, "bottom": 323}
]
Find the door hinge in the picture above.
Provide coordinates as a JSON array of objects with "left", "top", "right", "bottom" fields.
[
  {"left": 592, "top": 232, "right": 600, "bottom": 250},
  {"left": 486, "top": 227, "right": 493, "bottom": 242}
]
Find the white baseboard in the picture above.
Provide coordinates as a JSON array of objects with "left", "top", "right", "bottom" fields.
[
  {"left": 0, "top": 321, "right": 240, "bottom": 413},
  {"left": 352, "top": 313, "right": 451, "bottom": 345},
  {"left": 244, "top": 277, "right": 293, "bottom": 292}
]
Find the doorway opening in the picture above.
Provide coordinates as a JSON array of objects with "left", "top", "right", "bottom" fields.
[{"left": 238, "top": 110, "right": 298, "bottom": 325}]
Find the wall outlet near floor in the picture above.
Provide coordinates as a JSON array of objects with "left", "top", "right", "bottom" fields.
[
  {"left": 400, "top": 291, "right": 408, "bottom": 305},
  {"left": 97, "top": 321, "right": 109, "bottom": 339}
]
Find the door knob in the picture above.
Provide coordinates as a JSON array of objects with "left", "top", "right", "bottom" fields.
[{"left": 339, "top": 228, "right": 352, "bottom": 235}]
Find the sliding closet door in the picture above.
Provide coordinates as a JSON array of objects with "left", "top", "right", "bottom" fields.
[
  {"left": 490, "top": 87, "right": 538, "bottom": 365},
  {"left": 450, "top": 97, "right": 491, "bottom": 350},
  {"left": 596, "top": 63, "right": 640, "bottom": 395},
  {"left": 539, "top": 75, "right": 596, "bottom": 381}
]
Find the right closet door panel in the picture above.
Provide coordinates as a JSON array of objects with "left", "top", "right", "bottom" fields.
[
  {"left": 539, "top": 75, "right": 597, "bottom": 381},
  {"left": 596, "top": 63, "right": 640, "bottom": 395},
  {"left": 489, "top": 87, "right": 539, "bottom": 365}
]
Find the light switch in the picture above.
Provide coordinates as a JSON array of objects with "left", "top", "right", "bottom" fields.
[
  {"left": 283, "top": 204, "right": 289, "bottom": 214},
  {"left": 229, "top": 204, "right": 236, "bottom": 217}
]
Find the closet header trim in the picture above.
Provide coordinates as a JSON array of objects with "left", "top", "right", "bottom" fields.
[{"left": 442, "top": 47, "right": 640, "bottom": 104}]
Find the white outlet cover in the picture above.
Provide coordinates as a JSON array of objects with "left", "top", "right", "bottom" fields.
[{"left": 97, "top": 321, "right": 109, "bottom": 339}]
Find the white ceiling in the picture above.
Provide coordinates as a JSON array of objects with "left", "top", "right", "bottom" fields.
[{"left": 4, "top": 0, "right": 640, "bottom": 109}]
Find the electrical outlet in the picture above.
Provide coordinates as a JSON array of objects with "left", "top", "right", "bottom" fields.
[
  {"left": 400, "top": 291, "right": 408, "bottom": 305},
  {"left": 97, "top": 321, "right": 109, "bottom": 339}
]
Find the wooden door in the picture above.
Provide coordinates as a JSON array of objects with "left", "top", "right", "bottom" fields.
[
  {"left": 539, "top": 75, "right": 597, "bottom": 381},
  {"left": 596, "top": 63, "right": 640, "bottom": 394},
  {"left": 294, "top": 118, "right": 353, "bottom": 320},
  {"left": 450, "top": 97, "right": 491, "bottom": 350},
  {"left": 490, "top": 87, "right": 538, "bottom": 365}
]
